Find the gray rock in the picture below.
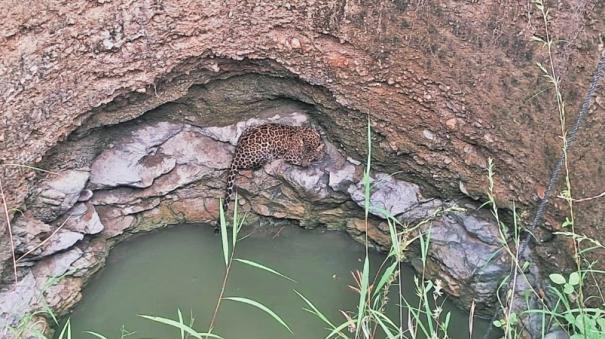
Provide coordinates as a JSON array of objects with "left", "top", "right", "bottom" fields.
[
  {"left": 264, "top": 160, "right": 330, "bottom": 200},
  {"left": 458, "top": 212, "right": 500, "bottom": 244},
  {"left": 159, "top": 127, "right": 232, "bottom": 169},
  {"left": 12, "top": 214, "right": 52, "bottom": 256},
  {"left": 349, "top": 173, "right": 421, "bottom": 218},
  {"left": 143, "top": 164, "right": 214, "bottom": 197},
  {"left": 63, "top": 203, "right": 104, "bottom": 235},
  {"left": 199, "top": 112, "right": 310, "bottom": 145},
  {"left": 284, "top": 166, "right": 329, "bottom": 199},
  {"left": 77, "top": 189, "right": 94, "bottom": 202},
  {"left": 90, "top": 147, "right": 176, "bottom": 189},
  {"left": 328, "top": 162, "right": 356, "bottom": 192},
  {"left": 0, "top": 272, "right": 39, "bottom": 337},
  {"left": 39, "top": 231, "right": 83, "bottom": 257},
  {"left": 397, "top": 198, "right": 443, "bottom": 223},
  {"left": 69, "top": 244, "right": 106, "bottom": 277},
  {"left": 121, "top": 198, "right": 161, "bottom": 215},
  {"left": 90, "top": 186, "right": 137, "bottom": 205},
  {"left": 30, "top": 170, "right": 90, "bottom": 222},
  {"left": 421, "top": 211, "right": 508, "bottom": 310},
  {"left": 95, "top": 206, "right": 135, "bottom": 237},
  {"left": 33, "top": 248, "right": 83, "bottom": 278},
  {"left": 324, "top": 142, "right": 358, "bottom": 193},
  {"left": 89, "top": 122, "right": 182, "bottom": 189}
]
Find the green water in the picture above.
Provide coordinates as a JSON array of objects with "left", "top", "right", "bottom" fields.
[{"left": 64, "top": 224, "right": 497, "bottom": 338}]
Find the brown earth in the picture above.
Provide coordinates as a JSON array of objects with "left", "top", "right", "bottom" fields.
[{"left": 1, "top": 0, "right": 604, "bottom": 296}]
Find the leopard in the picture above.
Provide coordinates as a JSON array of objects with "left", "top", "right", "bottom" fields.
[{"left": 221, "top": 123, "right": 325, "bottom": 214}]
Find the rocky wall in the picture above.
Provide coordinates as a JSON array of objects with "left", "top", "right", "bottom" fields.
[
  {"left": 1, "top": 107, "right": 550, "bottom": 338},
  {"left": 2, "top": 1, "right": 605, "bottom": 288}
]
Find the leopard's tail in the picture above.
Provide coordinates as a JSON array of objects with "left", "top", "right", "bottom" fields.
[{"left": 222, "top": 162, "right": 238, "bottom": 216}]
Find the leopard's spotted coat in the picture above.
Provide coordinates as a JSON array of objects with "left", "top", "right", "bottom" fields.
[{"left": 222, "top": 123, "right": 324, "bottom": 213}]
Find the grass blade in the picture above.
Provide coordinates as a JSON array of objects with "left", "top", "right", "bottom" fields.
[
  {"left": 232, "top": 194, "right": 238, "bottom": 247},
  {"left": 294, "top": 290, "right": 335, "bottom": 329},
  {"left": 296, "top": 290, "right": 352, "bottom": 338},
  {"left": 326, "top": 320, "right": 353, "bottom": 339},
  {"left": 363, "top": 117, "right": 372, "bottom": 218},
  {"left": 84, "top": 331, "right": 109, "bottom": 339},
  {"left": 218, "top": 198, "right": 229, "bottom": 266},
  {"left": 177, "top": 308, "right": 185, "bottom": 339},
  {"left": 57, "top": 319, "right": 71, "bottom": 339},
  {"left": 223, "top": 297, "right": 293, "bottom": 334},
  {"left": 235, "top": 258, "right": 296, "bottom": 282},
  {"left": 355, "top": 256, "right": 370, "bottom": 337},
  {"left": 372, "top": 261, "right": 398, "bottom": 299},
  {"left": 139, "top": 315, "right": 222, "bottom": 339},
  {"left": 369, "top": 309, "right": 398, "bottom": 339}
]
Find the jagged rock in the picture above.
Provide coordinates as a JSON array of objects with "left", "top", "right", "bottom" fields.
[
  {"left": 419, "top": 210, "right": 509, "bottom": 311},
  {"left": 246, "top": 175, "right": 308, "bottom": 219},
  {"left": 142, "top": 164, "right": 214, "bottom": 197},
  {"left": 200, "top": 112, "right": 311, "bottom": 145},
  {"left": 14, "top": 214, "right": 83, "bottom": 260},
  {"left": 29, "top": 170, "right": 90, "bottom": 223},
  {"left": 168, "top": 197, "right": 220, "bottom": 223},
  {"left": 33, "top": 248, "right": 83, "bottom": 278},
  {"left": 457, "top": 211, "right": 501, "bottom": 244},
  {"left": 328, "top": 161, "right": 358, "bottom": 193},
  {"left": 346, "top": 218, "right": 391, "bottom": 249},
  {"left": 121, "top": 198, "right": 161, "bottom": 215},
  {"left": 90, "top": 187, "right": 138, "bottom": 206},
  {"left": 12, "top": 214, "right": 52, "bottom": 256},
  {"left": 63, "top": 203, "right": 104, "bottom": 235},
  {"left": 89, "top": 122, "right": 183, "bottom": 189},
  {"left": 0, "top": 272, "right": 39, "bottom": 337},
  {"left": 265, "top": 160, "right": 330, "bottom": 200},
  {"left": 69, "top": 241, "right": 107, "bottom": 278},
  {"left": 90, "top": 124, "right": 232, "bottom": 206},
  {"left": 397, "top": 198, "right": 443, "bottom": 223},
  {"left": 77, "top": 189, "right": 94, "bottom": 202},
  {"left": 39, "top": 231, "right": 83, "bottom": 258},
  {"left": 95, "top": 206, "right": 136, "bottom": 237},
  {"left": 159, "top": 127, "right": 233, "bottom": 169},
  {"left": 43, "top": 277, "right": 83, "bottom": 314},
  {"left": 348, "top": 173, "right": 423, "bottom": 218}
]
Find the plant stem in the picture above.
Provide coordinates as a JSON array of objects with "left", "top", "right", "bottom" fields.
[
  {"left": 207, "top": 241, "right": 236, "bottom": 337},
  {"left": 0, "top": 177, "right": 18, "bottom": 285}
]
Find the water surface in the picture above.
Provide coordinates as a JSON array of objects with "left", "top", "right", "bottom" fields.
[{"left": 64, "top": 224, "right": 497, "bottom": 338}]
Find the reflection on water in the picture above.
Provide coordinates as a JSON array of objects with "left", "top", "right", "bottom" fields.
[{"left": 63, "top": 224, "right": 497, "bottom": 338}]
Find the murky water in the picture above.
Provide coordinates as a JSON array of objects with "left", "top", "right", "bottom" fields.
[{"left": 63, "top": 224, "right": 497, "bottom": 338}]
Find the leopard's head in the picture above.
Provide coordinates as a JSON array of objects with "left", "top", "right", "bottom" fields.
[{"left": 300, "top": 126, "right": 324, "bottom": 164}]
